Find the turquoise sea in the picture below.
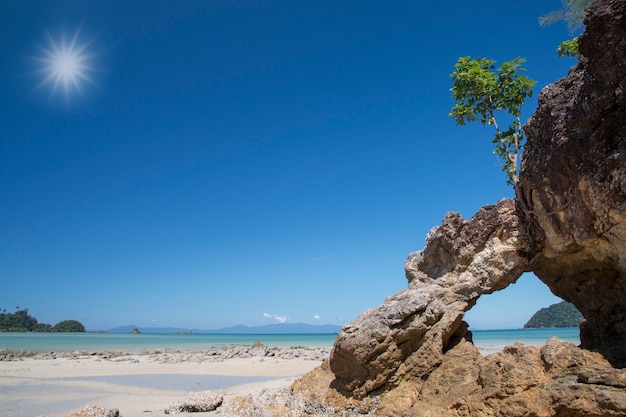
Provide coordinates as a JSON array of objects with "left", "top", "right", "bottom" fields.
[
  {"left": 0, "top": 328, "right": 580, "bottom": 354},
  {"left": 470, "top": 327, "right": 580, "bottom": 354}
]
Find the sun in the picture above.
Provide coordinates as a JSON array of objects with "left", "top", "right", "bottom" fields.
[{"left": 33, "top": 28, "right": 100, "bottom": 100}]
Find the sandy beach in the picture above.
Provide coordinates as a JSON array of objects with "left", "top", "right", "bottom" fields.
[
  {"left": 0, "top": 347, "right": 328, "bottom": 417},
  {"left": 0, "top": 342, "right": 519, "bottom": 416}
]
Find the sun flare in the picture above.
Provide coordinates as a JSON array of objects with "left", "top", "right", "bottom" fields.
[{"left": 33, "top": 28, "right": 99, "bottom": 100}]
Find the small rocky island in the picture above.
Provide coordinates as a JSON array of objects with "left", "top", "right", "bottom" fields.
[{"left": 524, "top": 301, "right": 583, "bottom": 328}]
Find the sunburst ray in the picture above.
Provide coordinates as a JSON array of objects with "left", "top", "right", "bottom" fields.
[{"left": 31, "top": 27, "right": 101, "bottom": 100}]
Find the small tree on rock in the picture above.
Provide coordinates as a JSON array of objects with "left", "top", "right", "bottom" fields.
[
  {"left": 449, "top": 56, "right": 536, "bottom": 186},
  {"left": 539, "top": 0, "right": 592, "bottom": 59}
]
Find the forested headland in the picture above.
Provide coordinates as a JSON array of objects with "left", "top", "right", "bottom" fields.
[
  {"left": 524, "top": 301, "right": 583, "bottom": 328},
  {"left": 0, "top": 308, "right": 85, "bottom": 332}
]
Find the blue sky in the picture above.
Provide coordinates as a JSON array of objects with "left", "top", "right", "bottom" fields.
[{"left": 1, "top": 1, "right": 577, "bottom": 331}]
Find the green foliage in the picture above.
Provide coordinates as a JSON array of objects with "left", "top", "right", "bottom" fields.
[
  {"left": 51, "top": 320, "right": 86, "bottom": 333},
  {"left": 0, "top": 308, "right": 85, "bottom": 332},
  {"left": 557, "top": 37, "right": 581, "bottom": 58},
  {"left": 0, "top": 309, "right": 40, "bottom": 332},
  {"left": 540, "top": 0, "right": 591, "bottom": 60},
  {"left": 524, "top": 301, "right": 583, "bottom": 328},
  {"left": 449, "top": 57, "right": 535, "bottom": 185},
  {"left": 539, "top": 0, "right": 591, "bottom": 33},
  {"left": 33, "top": 323, "right": 52, "bottom": 332}
]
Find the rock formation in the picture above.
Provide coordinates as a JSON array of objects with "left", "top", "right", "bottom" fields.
[
  {"left": 519, "top": 0, "right": 626, "bottom": 367},
  {"left": 329, "top": 199, "right": 531, "bottom": 399},
  {"left": 164, "top": 391, "right": 223, "bottom": 414},
  {"left": 291, "top": 0, "right": 626, "bottom": 415},
  {"left": 68, "top": 404, "right": 120, "bottom": 417}
]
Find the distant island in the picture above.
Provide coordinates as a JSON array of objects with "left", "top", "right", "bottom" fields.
[
  {"left": 0, "top": 308, "right": 85, "bottom": 332},
  {"left": 524, "top": 301, "right": 583, "bottom": 328},
  {"left": 0, "top": 306, "right": 341, "bottom": 334}
]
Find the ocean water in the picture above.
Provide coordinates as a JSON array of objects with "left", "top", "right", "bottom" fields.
[
  {"left": 0, "top": 332, "right": 337, "bottom": 353},
  {"left": 0, "top": 328, "right": 580, "bottom": 354},
  {"left": 470, "top": 327, "right": 580, "bottom": 354}
]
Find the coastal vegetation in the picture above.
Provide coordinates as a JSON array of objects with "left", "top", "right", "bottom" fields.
[
  {"left": 51, "top": 320, "right": 86, "bottom": 333},
  {"left": 449, "top": 57, "right": 535, "bottom": 186},
  {"left": 449, "top": 1, "right": 590, "bottom": 187},
  {"left": 524, "top": 301, "right": 583, "bottom": 328},
  {"left": 539, "top": 0, "right": 592, "bottom": 59},
  {"left": 0, "top": 308, "right": 85, "bottom": 332}
]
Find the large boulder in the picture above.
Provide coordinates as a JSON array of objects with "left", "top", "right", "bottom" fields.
[
  {"left": 376, "top": 338, "right": 626, "bottom": 417},
  {"left": 295, "top": 338, "right": 626, "bottom": 416}
]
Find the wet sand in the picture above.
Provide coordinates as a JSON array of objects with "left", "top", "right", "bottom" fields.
[
  {"left": 0, "top": 350, "right": 325, "bottom": 417},
  {"left": 0, "top": 343, "right": 503, "bottom": 416}
]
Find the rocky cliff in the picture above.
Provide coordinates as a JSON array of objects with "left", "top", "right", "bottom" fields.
[
  {"left": 291, "top": 1, "right": 626, "bottom": 415},
  {"left": 519, "top": 0, "right": 626, "bottom": 367}
]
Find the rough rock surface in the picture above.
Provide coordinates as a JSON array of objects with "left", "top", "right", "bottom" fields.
[
  {"left": 519, "top": 0, "right": 626, "bottom": 367},
  {"left": 0, "top": 345, "right": 330, "bottom": 363},
  {"left": 329, "top": 199, "right": 531, "bottom": 398},
  {"left": 288, "top": 0, "right": 626, "bottom": 415},
  {"left": 164, "top": 391, "right": 223, "bottom": 414},
  {"left": 67, "top": 405, "right": 120, "bottom": 417},
  {"left": 402, "top": 338, "right": 626, "bottom": 417},
  {"left": 294, "top": 338, "right": 626, "bottom": 416}
]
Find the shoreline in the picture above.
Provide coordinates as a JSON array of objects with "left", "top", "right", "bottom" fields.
[
  {"left": 0, "top": 344, "right": 328, "bottom": 417},
  {"left": 0, "top": 343, "right": 331, "bottom": 362},
  {"left": 0, "top": 339, "right": 572, "bottom": 416},
  {"left": 0, "top": 341, "right": 509, "bottom": 362}
]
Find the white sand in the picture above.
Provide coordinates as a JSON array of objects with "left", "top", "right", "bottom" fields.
[{"left": 0, "top": 354, "right": 323, "bottom": 417}]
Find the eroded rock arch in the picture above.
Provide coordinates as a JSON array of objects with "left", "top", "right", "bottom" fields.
[
  {"left": 292, "top": 1, "right": 626, "bottom": 415},
  {"left": 329, "top": 199, "right": 531, "bottom": 398}
]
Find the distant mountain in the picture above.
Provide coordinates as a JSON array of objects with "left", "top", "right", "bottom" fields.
[
  {"left": 198, "top": 323, "right": 342, "bottom": 334},
  {"left": 524, "top": 301, "right": 583, "bottom": 328},
  {"left": 106, "top": 322, "right": 342, "bottom": 334}
]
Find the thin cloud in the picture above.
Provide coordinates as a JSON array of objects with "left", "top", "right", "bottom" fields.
[
  {"left": 309, "top": 254, "right": 334, "bottom": 263},
  {"left": 263, "top": 312, "right": 287, "bottom": 323},
  {"left": 313, "top": 314, "right": 320, "bottom": 320}
]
